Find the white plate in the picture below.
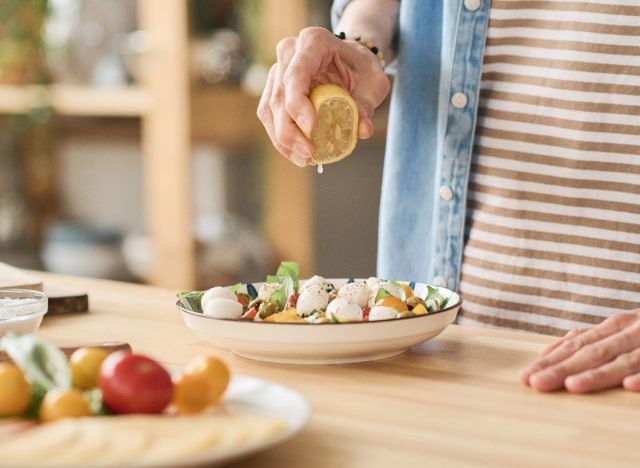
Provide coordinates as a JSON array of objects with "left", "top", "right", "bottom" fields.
[
  {"left": 157, "top": 375, "right": 311, "bottom": 467},
  {"left": 177, "top": 279, "right": 462, "bottom": 365}
]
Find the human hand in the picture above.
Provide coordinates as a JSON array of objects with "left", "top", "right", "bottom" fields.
[
  {"left": 257, "top": 27, "right": 390, "bottom": 167},
  {"left": 519, "top": 312, "right": 640, "bottom": 393}
]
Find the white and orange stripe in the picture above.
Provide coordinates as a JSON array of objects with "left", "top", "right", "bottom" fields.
[{"left": 458, "top": 0, "right": 640, "bottom": 335}]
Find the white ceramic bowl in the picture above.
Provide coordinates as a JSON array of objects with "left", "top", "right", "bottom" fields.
[
  {"left": 0, "top": 289, "right": 48, "bottom": 336},
  {"left": 177, "top": 279, "right": 462, "bottom": 365}
]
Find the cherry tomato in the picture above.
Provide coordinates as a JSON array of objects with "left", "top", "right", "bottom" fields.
[
  {"left": 375, "top": 296, "right": 408, "bottom": 313},
  {"left": 0, "top": 363, "right": 31, "bottom": 417},
  {"left": 99, "top": 351, "right": 173, "bottom": 414},
  {"left": 171, "top": 372, "right": 213, "bottom": 414},
  {"left": 241, "top": 307, "right": 257, "bottom": 320},
  {"left": 184, "top": 355, "right": 230, "bottom": 404},
  {"left": 70, "top": 347, "right": 110, "bottom": 390},
  {"left": 40, "top": 388, "right": 92, "bottom": 422},
  {"left": 287, "top": 293, "right": 300, "bottom": 309}
]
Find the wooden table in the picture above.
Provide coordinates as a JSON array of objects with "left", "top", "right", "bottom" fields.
[{"left": 37, "top": 273, "right": 640, "bottom": 468}]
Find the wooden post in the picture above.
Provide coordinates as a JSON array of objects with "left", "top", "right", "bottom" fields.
[
  {"left": 261, "top": 0, "right": 315, "bottom": 277},
  {"left": 138, "top": 0, "right": 195, "bottom": 289}
]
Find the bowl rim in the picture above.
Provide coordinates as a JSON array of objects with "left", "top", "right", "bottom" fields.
[
  {"left": 0, "top": 289, "right": 48, "bottom": 322},
  {"left": 176, "top": 283, "right": 463, "bottom": 326}
]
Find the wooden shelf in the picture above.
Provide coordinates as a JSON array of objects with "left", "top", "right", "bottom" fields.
[
  {"left": 191, "top": 86, "right": 261, "bottom": 146},
  {"left": 0, "top": 84, "right": 150, "bottom": 117},
  {"left": 0, "top": 0, "right": 314, "bottom": 289}
]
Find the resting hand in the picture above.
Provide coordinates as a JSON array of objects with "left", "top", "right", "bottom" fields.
[
  {"left": 257, "top": 27, "right": 390, "bottom": 167},
  {"left": 519, "top": 311, "right": 640, "bottom": 393}
]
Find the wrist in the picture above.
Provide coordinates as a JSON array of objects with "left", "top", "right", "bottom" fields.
[{"left": 334, "top": 31, "right": 386, "bottom": 67}]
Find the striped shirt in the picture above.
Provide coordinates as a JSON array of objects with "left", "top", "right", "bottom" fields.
[{"left": 457, "top": 0, "right": 640, "bottom": 336}]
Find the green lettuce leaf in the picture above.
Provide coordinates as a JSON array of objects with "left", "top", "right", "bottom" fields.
[
  {"left": 269, "top": 275, "right": 294, "bottom": 310},
  {"left": 276, "top": 261, "right": 300, "bottom": 292},
  {"left": 176, "top": 290, "right": 204, "bottom": 313},
  {"left": 374, "top": 287, "right": 392, "bottom": 303},
  {"left": 1, "top": 332, "right": 71, "bottom": 391}
]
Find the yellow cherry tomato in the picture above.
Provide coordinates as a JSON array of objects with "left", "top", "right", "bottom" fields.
[
  {"left": 70, "top": 347, "right": 110, "bottom": 389},
  {"left": 412, "top": 304, "right": 428, "bottom": 315},
  {"left": 39, "top": 388, "right": 92, "bottom": 422},
  {"left": 400, "top": 283, "right": 414, "bottom": 299},
  {"left": 375, "top": 296, "right": 408, "bottom": 313},
  {"left": 184, "top": 355, "right": 230, "bottom": 404},
  {"left": 171, "top": 372, "right": 213, "bottom": 414},
  {"left": 0, "top": 363, "right": 32, "bottom": 417}
]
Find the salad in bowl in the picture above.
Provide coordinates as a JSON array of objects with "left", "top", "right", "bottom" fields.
[
  {"left": 177, "top": 261, "right": 453, "bottom": 325},
  {"left": 176, "top": 262, "right": 462, "bottom": 364}
]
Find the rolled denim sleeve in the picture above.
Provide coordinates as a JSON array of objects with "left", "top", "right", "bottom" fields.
[{"left": 331, "top": 0, "right": 354, "bottom": 31}]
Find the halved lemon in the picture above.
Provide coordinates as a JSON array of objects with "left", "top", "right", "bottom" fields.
[{"left": 306, "top": 84, "right": 359, "bottom": 165}]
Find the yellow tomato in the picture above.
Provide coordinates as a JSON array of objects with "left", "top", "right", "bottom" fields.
[
  {"left": 412, "top": 304, "right": 428, "bottom": 315},
  {"left": 400, "top": 283, "right": 414, "bottom": 299},
  {"left": 375, "top": 296, "right": 408, "bottom": 313},
  {"left": 40, "top": 388, "right": 92, "bottom": 422},
  {"left": 70, "top": 347, "right": 110, "bottom": 389},
  {"left": 184, "top": 355, "right": 230, "bottom": 404},
  {"left": 0, "top": 363, "right": 31, "bottom": 417},
  {"left": 171, "top": 372, "right": 212, "bottom": 414},
  {"left": 274, "top": 308, "right": 306, "bottom": 323}
]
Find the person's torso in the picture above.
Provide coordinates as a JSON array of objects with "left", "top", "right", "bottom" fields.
[{"left": 458, "top": 0, "right": 640, "bottom": 335}]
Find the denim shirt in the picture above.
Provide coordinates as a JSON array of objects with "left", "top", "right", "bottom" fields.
[{"left": 332, "top": 0, "right": 490, "bottom": 290}]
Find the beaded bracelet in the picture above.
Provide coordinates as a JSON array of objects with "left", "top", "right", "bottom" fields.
[{"left": 334, "top": 31, "right": 386, "bottom": 67}]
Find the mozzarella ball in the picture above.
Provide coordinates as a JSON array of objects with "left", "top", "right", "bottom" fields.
[
  {"left": 203, "top": 298, "right": 243, "bottom": 320},
  {"left": 257, "top": 282, "right": 282, "bottom": 301},
  {"left": 337, "top": 281, "right": 370, "bottom": 308},
  {"left": 366, "top": 277, "right": 381, "bottom": 289},
  {"left": 367, "top": 281, "right": 404, "bottom": 307},
  {"left": 296, "top": 284, "right": 331, "bottom": 317},
  {"left": 301, "top": 275, "right": 335, "bottom": 294},
  {"left": 369, "top": 306, "right": 398, "bottom": 321},
  {"left": 326, "top": 298, "right": 363, "bottom": 323},
  {"left": 201, "top": 286, "right": 238, "bottom": 310}
]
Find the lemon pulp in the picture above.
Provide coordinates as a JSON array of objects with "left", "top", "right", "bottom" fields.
[{"left": 307, "top": 84, "right": 358, "bottom": 165}]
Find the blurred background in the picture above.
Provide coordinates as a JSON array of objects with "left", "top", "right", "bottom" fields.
[{"left": 0, "top": 0, "right": 388, "bottom": 290}]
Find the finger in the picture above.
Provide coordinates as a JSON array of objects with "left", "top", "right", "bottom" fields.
[
  {"left": 355, "top": 100, "right": 375, "bottom": 139},
  {"left": 283, "top": 28, "right": 333, "bottom": 134},
  {"left": 257, "top": 64, "right": 278, "bottom": 141},
  {"left": 565, "top": 348, "right": 640, "bottom": 393},
  {"left": 540, "top": 328, "right": 587, "bottom": 357},
  {"left": 623, "top": 371, "right": 640, "bottom": 391},
  {"left": 257, "top": 65, "right": 306, "bottom": 166},
  {"left": 519, "top": 313, "right": 636, "bottom": 386},
  {"left": 272, "top": 38, "right": 314, "bottom": 160},
  {"left": 529, "top": 321, "right": 640, "bottom": 392}
]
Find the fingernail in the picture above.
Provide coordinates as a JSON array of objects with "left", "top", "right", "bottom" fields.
[
  {"left": 297, "top": 116, "right": 312, "bottom": 135},
  {"left": 292, "top": 143, "right": 311, "bottom": 158}
]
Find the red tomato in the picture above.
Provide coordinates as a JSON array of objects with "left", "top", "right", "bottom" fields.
[
  {"left": 362, "top": 307, "right": 371, "bottom": 321},
  {"left": 241, "top": 307, "right": 257, "bottom": 320},
  {"left": 287, "top": 293, "right": 300, "bottom": 309},
  {"left": 99, "top": 351, "right": 173, "bottom": 415}
]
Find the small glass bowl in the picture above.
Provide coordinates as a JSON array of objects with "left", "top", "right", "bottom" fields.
[{"left": 0, "top": 289, "right": 48, "bottom": 336}]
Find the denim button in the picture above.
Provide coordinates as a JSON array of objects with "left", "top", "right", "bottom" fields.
[
  {"left": 439, "top": 185, "right": 454, "bottom": 201},
  {"left": 432, "top": 276, "right": 447, "bottom": 287},
  {"left": 464, "top": 0, "right": 481, "bottom": 11},
  {"left": 451, "top": 92, "right": 468, "bottom": 109}
]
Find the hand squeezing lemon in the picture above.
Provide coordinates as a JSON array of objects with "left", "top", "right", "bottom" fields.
[{"left": 305, "top": 84, "right": 359, "bottom": 172}]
